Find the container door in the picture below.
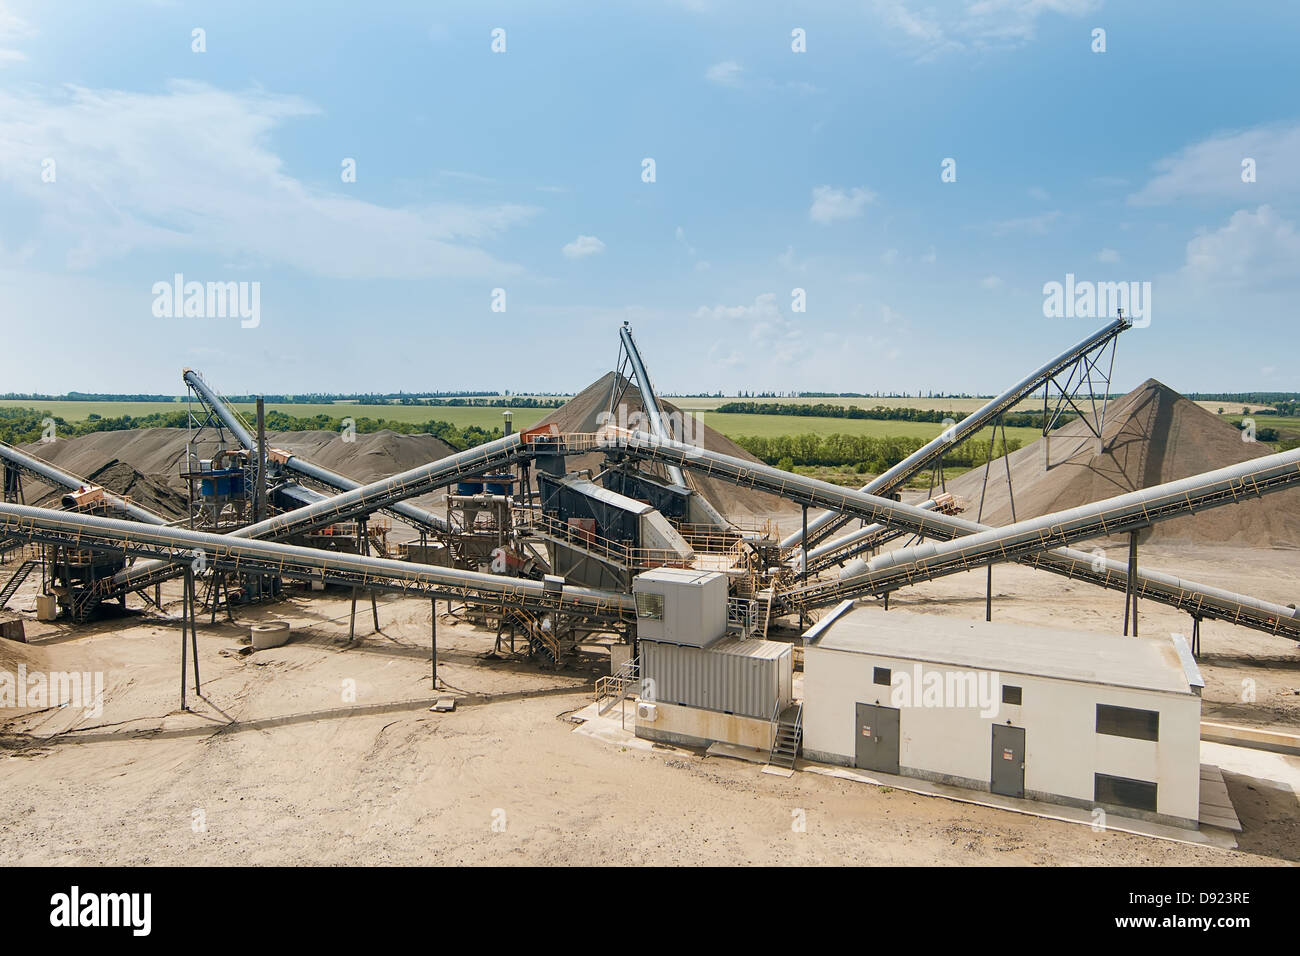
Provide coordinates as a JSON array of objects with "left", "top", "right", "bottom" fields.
[
  {"left": 854, "top": 703, "right": 900, "bottom": 774},
  {"left": 991, "top": 724, "right": 1025, "bottom": 798}
]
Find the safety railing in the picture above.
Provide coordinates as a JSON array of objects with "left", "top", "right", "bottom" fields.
[
  {"left": 517, "top": 511, "right": 689, "bottom": 570},
  {"left": 595, "top": 656, "right": 641, "bottom": 716}
]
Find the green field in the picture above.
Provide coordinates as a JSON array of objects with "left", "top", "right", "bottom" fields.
[
  {"left": 688, "top": 409, "right": 1042, "bottom": 446},
  {"left": 0, "top": 399, "right": 552, "bottom": 434},
  {"left": 1224, "top": 414, "right": 1300, "bottom": 443},
  {"left": 671, "top": 395, "right": 1277, "bottom": 416},
  {"left": 3, "top": 398, "right": 1286, "bottom": 448},
  {"left": 0, "top": 398, "right": 1040, "bottom": 445}
]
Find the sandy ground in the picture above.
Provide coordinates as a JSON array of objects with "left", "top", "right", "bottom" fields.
[{"left": 1, "top": 531, "right": 1297, "bottom": 866}]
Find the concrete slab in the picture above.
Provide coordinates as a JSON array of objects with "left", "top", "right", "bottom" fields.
[
  {"left": 1201, "top": 740, "right": 1300, "bottom": 795},
  {"left": 568, "top": 698, "right": 675, "bottom": 753},
  {"left": 1198, "top": 765, "right": 1241, "bottom": 832},
  {"left": 1201, "top": 721, "right": 1300, "bottom": 757},
  {"left": 705, "top": 741, "right": 769, "bottom": 764},
  {"left": 761, "top": 765, "right": 794, "bottom": 778},
  {"left": 801, "top": 761, "right": 1237, "bottom": 850}
]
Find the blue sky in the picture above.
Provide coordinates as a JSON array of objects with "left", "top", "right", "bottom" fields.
[{"left": 0, "top": 0, "right": 1297, "bottom": 396}]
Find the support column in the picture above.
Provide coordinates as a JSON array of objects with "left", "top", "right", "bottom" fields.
[
  {"left": 180, "top": 569, "right": 200, "bottom": 710},
  {"left": 985, "top": 562, "right": 993, "bottom": 622},
  {"left": 190, "top": 584, "right": 201, "bottom": 697},
  {"left": 431, "top": 599, "right": 439, "bottom": 690},
  {"left": 181, "top": 569, "right": 191, "bottom": 711},
  {"left": 1123, "top": 531, "right": 1139, "bottom": 636}
]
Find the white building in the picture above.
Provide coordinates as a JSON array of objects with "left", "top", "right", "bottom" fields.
[{"left": 802, "top": 605, "right": 1205, "bottom": 828}]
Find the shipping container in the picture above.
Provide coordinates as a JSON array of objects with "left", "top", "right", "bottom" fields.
[{"left": 640, "top": 636, "right": 793, "bottom": 719}]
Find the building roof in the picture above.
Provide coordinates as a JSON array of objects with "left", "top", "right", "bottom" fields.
[
  {"left": 807, "top": 606, "right": 1201, "bottom": 697},
  {"left": 705, "top": 636, "right": 793, "bottom": 660},
  {"left": 634, "top": 567, "right": 726, "bottom": 588}
]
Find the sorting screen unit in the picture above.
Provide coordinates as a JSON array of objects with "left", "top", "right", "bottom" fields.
[
  {"left": 1096, "top": 703, "right": 1160, "bottom": 741},
  {"left": 1095, "top": 773, "right": 1158, "bottom": 813}
]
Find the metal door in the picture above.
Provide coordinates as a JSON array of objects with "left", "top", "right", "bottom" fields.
[
  {"left": 854, "top": 703, "right": 900, "bottom": 774},
  {"left": 991, "top": 724, "right": 1025, "bottom": 797}
]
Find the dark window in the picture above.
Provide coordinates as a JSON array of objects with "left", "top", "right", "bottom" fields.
[
  {"left": 1095, "top": 773, "right": 1158, "bottom": 813},
  {"left": 873, "top": 667, "right": 891, "bottom": 686},
  {"left": 1002, "top": 685, "right": 1022, "bottom": 705},
  {"left": 1096, "top": 704, "right": 1159, "bottom": 741}
]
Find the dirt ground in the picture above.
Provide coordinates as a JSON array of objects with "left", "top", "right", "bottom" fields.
[{"left": 1, "top": 530, "right": 1297, "bottom": 866}]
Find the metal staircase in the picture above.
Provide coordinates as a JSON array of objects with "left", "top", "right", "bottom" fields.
[
  {"left": 0, "top": 559, "right": 37, "bottom": 609},
  {"left": 767, "top": 702, "right": 803, "bottom": 771},
  {"left": 504, "top": 606, "right": 563, "bottom": 666},
  {"left": 756, "top": 589, "right": 775, "bottom": 640}
]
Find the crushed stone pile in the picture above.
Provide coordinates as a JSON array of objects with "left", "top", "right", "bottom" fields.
[
  {"left": 16, "top": 428, "right": 459, "bottom": 520},
  {"left": 944, "top": 378, "right": 1300, "bottom": 548}
]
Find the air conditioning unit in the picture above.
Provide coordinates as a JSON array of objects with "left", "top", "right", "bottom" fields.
[{"left": 636, "top": 702, "right": 658, "bottom": 722}]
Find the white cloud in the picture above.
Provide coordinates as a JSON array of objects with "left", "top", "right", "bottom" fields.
[
  {"left": 437, "top": 169, "right": 495, "bottom": 184},
  {"left": 1130, "top": 123, "right": 1300, "bottom": 206},
  {"left": 562, "top": 235, "right": 606, "bottom": 259},
  {"left": 695, "top": 293, "right": 782, "bottom": 322},
  {"left": 1180, "top": 205, "right": 1300, "bottom": 288},
  {"left": 1096, "top": 247, "right": 1120, "bottom": 263},
  {"left": 696, "top": 293, "right": 807, "bottom": 365},
  {"left": 0, "top": 1, "right": 33, "bottom": 65},
  {"left": 809, "top": 185, "right": 875, "bottom": 224},
  {"left": 675, "top": 225, "right": 696, "bottom": 256},
  {"left": 778, "top": 245, "right": 810, "bottom": 273},
  {"left": 983, "top": 210, "right": 1061, "bottom": 236},
  {"left": 0, "top": 81, "right": 536, "bottom": 277},
  {"left": 871, "top": 0, "right": 1099, "bottom": 58},
  {"left": 705, "top": 61, "right": 744, "bottom": 87}
]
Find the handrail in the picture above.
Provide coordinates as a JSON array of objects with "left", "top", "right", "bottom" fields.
[{"left": 519, "top": 511, "right": 691, "bottom": 570}]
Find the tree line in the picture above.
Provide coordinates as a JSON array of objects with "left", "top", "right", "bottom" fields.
[
  {"left": 715, "top": 401, "right": 1071, "bottom": 429},
  {"left": 733, "top": 433, "right": 1023, "bottom": 471},
  {"left": 0, "top": 407, "right": 502, "bottom": 452}
]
